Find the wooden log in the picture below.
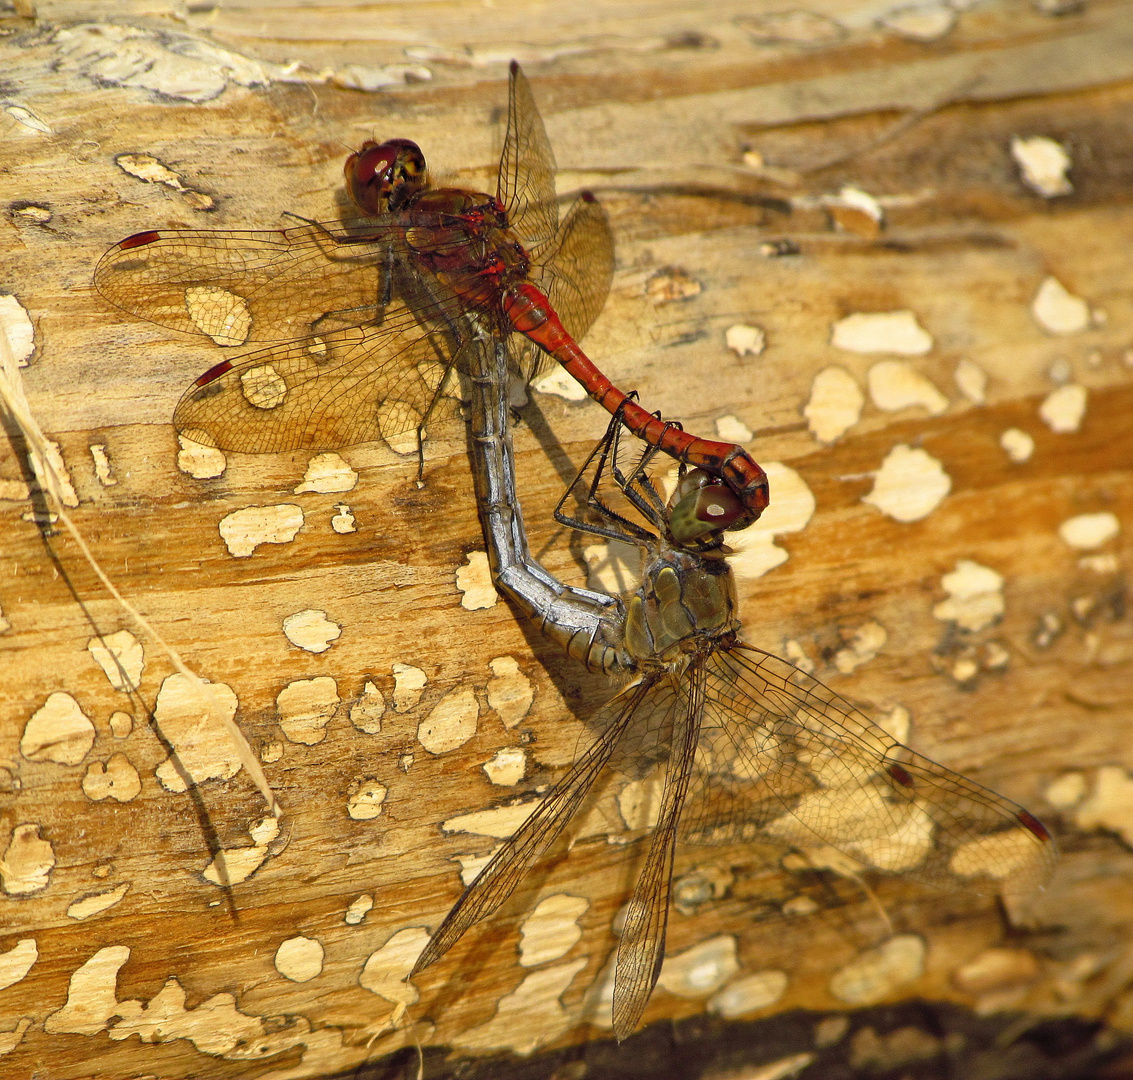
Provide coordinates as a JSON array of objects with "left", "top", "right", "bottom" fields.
[{"left": 2, "top": 2, "right": 1132, "bottom": 1077}]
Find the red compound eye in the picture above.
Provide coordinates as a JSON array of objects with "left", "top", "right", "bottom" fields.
[{"left": 345, "top": 138, "right": 427, "bottom": 214}]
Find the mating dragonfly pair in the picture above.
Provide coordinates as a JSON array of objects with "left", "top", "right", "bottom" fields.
[{"left": 97, "top": 62, "right": 1055, "bottom": 1040}]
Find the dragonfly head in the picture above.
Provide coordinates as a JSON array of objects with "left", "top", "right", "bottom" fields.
[
  {"left": 345, "top": 138, "right": 428, "bottom": 214},
  {"left": 667, "top": 468, "right": 746, "bottom": 549}
]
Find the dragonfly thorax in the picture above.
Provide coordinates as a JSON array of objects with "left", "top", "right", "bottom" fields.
[
  {"left": 622, "top": 547, "right": 737, "bottom": 664},
  {"left": 400, "top": 190, "right": 531, "bottom": 312}
]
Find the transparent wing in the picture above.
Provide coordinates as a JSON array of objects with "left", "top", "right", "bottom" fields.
[
  {"left": 683, "top": 643, "right": 1056, "bottom": 904},
  {"left": 518, "top": 192, "right": 615, "bottom": 384},
  {"left": 94, "top": 215, "right": 459, "bottom": 344},
  {"left": 540, "top": 194, "right": 614, "bottom": 343},
  {"left": 172, "top": 302, "right": 462, "bottom": 454},
  {"left": 612, "top": 664, "right": 703, "bottom": 1040},
  {"left": 412, "top": 676, "right": 659, "bottom": 978},
  {"left": 498, "top": 62, "right": 560, "bottom": 255}
]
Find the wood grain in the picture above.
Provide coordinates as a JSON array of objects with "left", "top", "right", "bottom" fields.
[{"left": 2, "top": 2, "right": 1132, "bottom": 1077}]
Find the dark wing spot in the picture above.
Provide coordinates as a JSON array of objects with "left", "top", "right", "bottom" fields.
[
  {"left": 195, "top": 359, "right": 234, "bottom": 388},
  {"left": 118, "top": 230, "right": 162, "bottom": 250},
  {"left": 887, "top": 763, "right": 915, "bottom": 788},
  {"left": 1017, "top": 810, "right": 1052, "bottom": 841}
]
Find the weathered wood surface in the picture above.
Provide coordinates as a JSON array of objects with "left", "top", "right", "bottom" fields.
[{"left": 2, "top": 1, "right": 1133, "bottom": 1077}]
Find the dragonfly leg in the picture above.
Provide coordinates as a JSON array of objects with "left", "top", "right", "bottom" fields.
[
  {"left": 553, "top": 401, "right": 657, "bottom": 546},
  {"left": 379, "top": 243, "right": 396, "bottom": 312},
  {"left": 410, "top": 359, "right": 460, "bottom": 481},
  {"left": 554, "top": 400, "right": 696, "bottom": 545},
  {"left": 279, "top": 210, "right": 353, "bottom": 246},
  {"left": 612, "top": 417, "right": 678, "bottom": 522}
]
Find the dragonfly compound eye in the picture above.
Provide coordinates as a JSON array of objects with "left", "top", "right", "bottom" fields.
[
  {"left": 669, "top": 480, "right": 745, "bottom": 544},
  {"left": 669, "top": 467, "right": 713, "bottom": 504},
  {"left": 345, "top": 138, "right": 427, "bottom": 214}
]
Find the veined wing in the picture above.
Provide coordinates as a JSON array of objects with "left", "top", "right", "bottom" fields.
[
  {"left": 498, "top": 61, "right": 560, "bottom": 257},
  {"left": 683, "top": 643, "right": 1056, "bottom": 904},
  {"left": 612, "top": 663, "right": 703, "bottom": 1041},
  {"left": 172, "top": 301, "right": 460, "bottom": 454},
  {"left": 539, "top": 193, "right": 614, "bottom": 343},
  {"left": 517, "top": 191, "right": 614, "bottom": 385},
  {"left": 94, "top": 214, "right": 462, "bottom": 345},
  {"left": 412, "top": 675, "right": 660, "bottom": 979}
]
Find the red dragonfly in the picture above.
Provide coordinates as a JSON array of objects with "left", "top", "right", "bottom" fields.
[{"left": 94, "top": 62, "right": 769, "bottom": 530}]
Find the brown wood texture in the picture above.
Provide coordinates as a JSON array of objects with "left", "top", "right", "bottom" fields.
[{"left": 2, "top": 2, "right": 1133, "bottom": 1078}]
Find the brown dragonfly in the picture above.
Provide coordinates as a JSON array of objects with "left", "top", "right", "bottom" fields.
[
  {"left": 413, "top": 402, "right": 1058, "bottom": 1039},
  {"left": 94, "top": 62, "right": 768, "bottom": 529}
]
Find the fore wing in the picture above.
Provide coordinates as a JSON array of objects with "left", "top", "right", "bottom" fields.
[
  {"left": 95, "top": 222, "right": 388, "bottom": 344},
  {"left": 498, "top": 62, "right": 560, "bottom": 256},
  {"left": 95, "top": 214, "right": 462, "bottom": 345}
]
